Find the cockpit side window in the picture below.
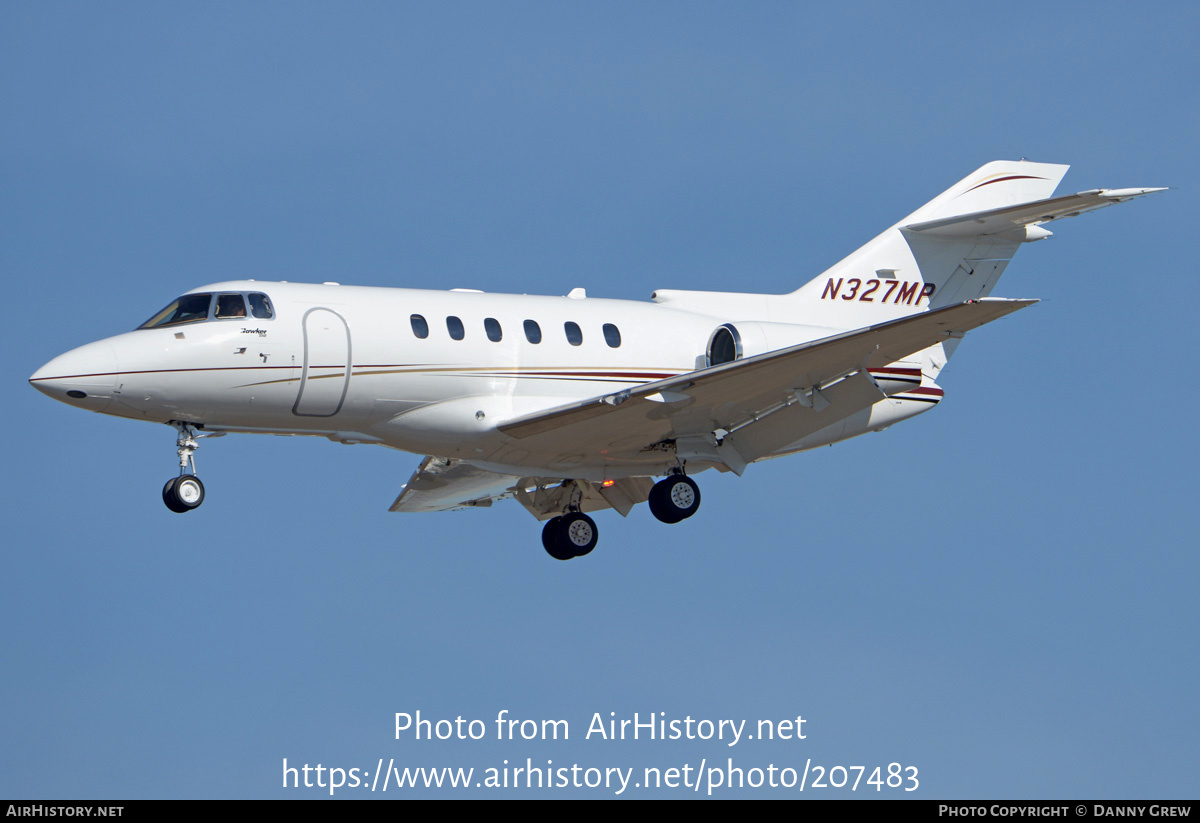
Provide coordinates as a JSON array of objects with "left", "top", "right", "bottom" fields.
[
  {"left": 215, "top": 293, "right": 247, "bottom": 319},
  {"left": 138, "top": 293, "right": 213, "bottom": 329},
  {"left": 248, "top": 293, "right": 274, "bottom": 319}
]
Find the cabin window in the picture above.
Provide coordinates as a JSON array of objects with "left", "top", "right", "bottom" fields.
[
  {"left": 138, "top": 293, "right": 213, "bottom": 329},
  {"left": 215, "top": 293, "right": 248, "bottom": 319},
  {"left": 248, "top": 293, "right": 274, "bottom": 319},
  {"left": 446, "top": 316, "right": 465, "bottom": 341},
  {"left": 484, "top": 317, "right": 502, "bottom": 342},
  {"left": 410, "top": 314, "right": 429, "bottom": 339},
  {"left": 524, "top": 319, "right": 542, "bottom": 344},
  {"left": 603, "top": 323, "right": 621, "bottom": 348},
  {"left": 564, "top": 321, "right": 582, "bottom": 346}
]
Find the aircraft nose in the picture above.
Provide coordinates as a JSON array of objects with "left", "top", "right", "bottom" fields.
[{"left": 29, "top": 340, "right": 118, "bottom": 409}]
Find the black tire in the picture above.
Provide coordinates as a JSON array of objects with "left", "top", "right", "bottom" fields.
[
  {"left": 162, "top": 478, "right": 190, "bottom": 513},
  {"left": 163, "top": 475, "right": 205, "bottom": 512},
  {"left": 542, "top": 516, "right": 573, "bottom": 560},
  {"left": 556, "top": 512, "right": 598, "bottom": 557},
  {"left": 648, "top": 475, "right": 700, "bottom": 523}
]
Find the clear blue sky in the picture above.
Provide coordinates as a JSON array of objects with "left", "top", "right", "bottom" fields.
[{"left": 2, "top": 1, "right": 1195, "bottom": 798}]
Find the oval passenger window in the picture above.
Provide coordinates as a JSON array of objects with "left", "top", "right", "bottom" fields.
[
  {"left": 564, "top": 322, "right": 582, "bottom": 346},
  {"left": 603, "top": 323, "right": 621, "bottom": 348}
]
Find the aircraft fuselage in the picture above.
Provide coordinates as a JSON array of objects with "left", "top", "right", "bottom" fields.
[{"left": 30, "top": 280, "right": 935, "bottom": 479}]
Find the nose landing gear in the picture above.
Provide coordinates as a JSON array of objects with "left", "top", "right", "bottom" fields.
[
  {"left": 162, "top": 422, "right": 207, "bottom": 514},
  {"left": 163, "top": 475, "right": 205, "bottom": 513}
]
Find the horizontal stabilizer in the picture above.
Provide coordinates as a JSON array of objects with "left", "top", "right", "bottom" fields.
[{"left": 903, "top": 188, "right": 1166, "bottom": 238}]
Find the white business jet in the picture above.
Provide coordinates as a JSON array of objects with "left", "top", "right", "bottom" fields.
[{"left": 30, "top": 161, "right": 1162, "bottom": 559}]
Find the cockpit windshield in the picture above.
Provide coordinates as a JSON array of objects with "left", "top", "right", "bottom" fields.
[
  {"left": 139, "top": 293, "right": 213, "bottom": 329},
  {"left": 215, "top": 293, "right": 247, "bottom": 318},
  {"left": 138, "top": 291, "right": 275, "bottom": 329}
]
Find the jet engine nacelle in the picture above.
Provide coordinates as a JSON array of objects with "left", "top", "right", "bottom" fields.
[
  {"left": 704, "top": 320, "right": 842, "bottom": 367},
  {"left": 705, "top": 321, "right": 922, "bottom": 395}
]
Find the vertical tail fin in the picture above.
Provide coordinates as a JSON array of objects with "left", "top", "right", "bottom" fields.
[
  {"left": 784, "top": 160, "right": 1069, "bottom": 329},
  {"left": 894, "top": 160, "right": 1070, "bottom": 225}
]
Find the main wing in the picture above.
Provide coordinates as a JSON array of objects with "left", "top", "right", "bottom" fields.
[
  {"left": 391, "top": 299, "right": 1034, "bottom": 513},
  {"left": 498, "top": 298, "right": 1035, "bottom": 468}
]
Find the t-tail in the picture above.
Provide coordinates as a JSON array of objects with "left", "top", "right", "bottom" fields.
[
  {"left": 648, "top": 160, "right": 1163, "bottom": 376},
  {"left": 785, "top": 160, "right": 1163, "bottom": 332}
]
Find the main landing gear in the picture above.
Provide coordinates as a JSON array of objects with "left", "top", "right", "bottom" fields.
[
  {"left": 539, "top": 472, "right": 703, "bottom": 560},
  {"left": 162, "top": 422, "right": 206, "bottom": 514},
  {"left": 540, "top": 481, "right": 599, "bottom": 561},
  {"left": 648, "top": 473, "right": 701, "bottom": 524},
  {"left": 541, "top": 512, "right": 599, "bottom": 561}
]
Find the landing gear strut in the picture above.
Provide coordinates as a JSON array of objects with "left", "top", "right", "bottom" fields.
[
  {"left": 648, "top": 473, "right": 701, "bottom": 524},
  {"left": 162, "top": 422, "right": 206, "bottom": 514}
]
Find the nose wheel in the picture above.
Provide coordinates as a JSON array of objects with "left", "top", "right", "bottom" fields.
[
  {"left": 162, "top": 422, "right": 207, "bottom": 514},
  {"left": 163, "top": 475, "right": 205, "bottom": 513}
]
